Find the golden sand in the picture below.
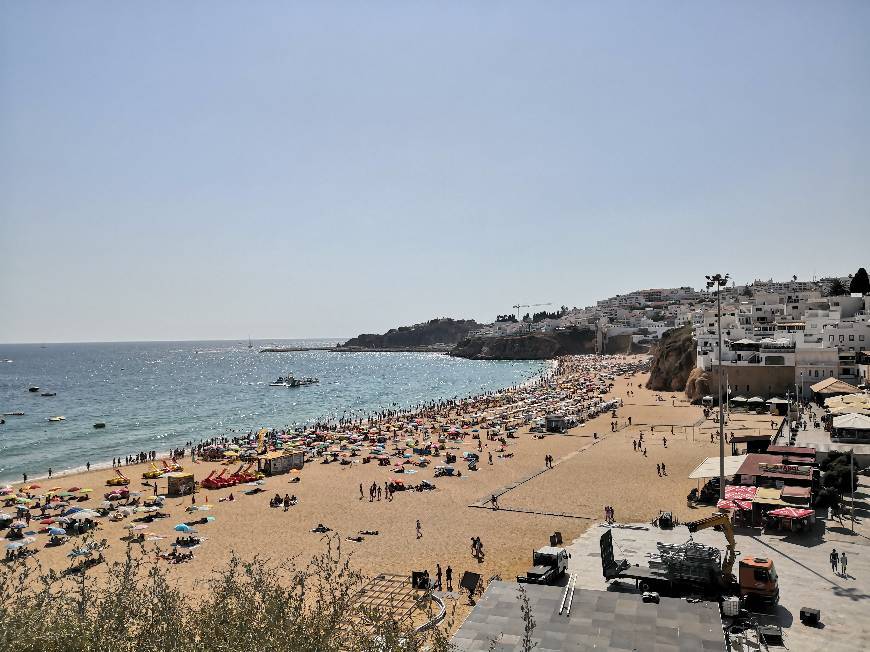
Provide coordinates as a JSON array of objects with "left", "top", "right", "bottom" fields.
[{"left": 5, "top": 365, "right": 778, "bottom": 624}]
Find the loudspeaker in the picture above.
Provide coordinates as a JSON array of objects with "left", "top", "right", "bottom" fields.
[{"left": 799, "top": 607, "right": 820, "bottom": 626}]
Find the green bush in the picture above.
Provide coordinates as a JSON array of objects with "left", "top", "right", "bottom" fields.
[{"left": 0, "top": 536, "right": 456, "bottom": 652}]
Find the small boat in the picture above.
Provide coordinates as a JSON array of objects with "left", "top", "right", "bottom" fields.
[
  {"left": 4, "top": 412, "right": 25, "bottom": 416},
  {"left": 48, "top": 416, "right": 65, "bottom": 422},
  {"left": 28, "top": 386, "right": 39, "bottom": 393},
  {"left": 93, "top": 422, "right": 106, "bottom": 429},
  {"left": 270, "top": 374, "right": 319, "bottom": 388},
  {"left": 41, "top": 392, "right": 56, "bottom": 397}
]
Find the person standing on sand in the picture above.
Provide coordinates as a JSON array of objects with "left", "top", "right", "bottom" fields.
[
  {"left": 488, "top": 451, "right": 493, "bottom": 465},
  {"left": 377, "top": 485, "right": 382, "bottom": 501},
  {"left": 359, "top": 483, "right": 364, "bottom": 500},
  {"left": 416, "top": 519, "right": 422, "bottom": 539},
  {"left": 22, "top": 472, "right": 27, "bottom": 483},
  {"left": 446, "top": 566, "right": 453, "bottom": 591},
  {"left": 48, "top": 467, "right": 52, "bottom": 479},
  {"left": 642, "top": 447, "right": 647, "bottom": 457},
  {"left": 656, "top": 463, "right": 661, "bottom": 477},
  {"left": 840, "top": 551, "right": 848, "bottom": 576},
  {"left": 435, "top": 563, "right": 442, "bottom": 590},
  {"left": 661, "top": 462, "right": 666, "bottom": 476},
  {"left": 830, "top": 548, "right": 838, "bottom": 573},
  {"left": 86, "top": 462, "right": 90, "bottom": 471}
]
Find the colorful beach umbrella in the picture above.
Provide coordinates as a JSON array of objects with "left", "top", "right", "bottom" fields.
[{"left": 49, "top": 527, "right": 66, "bottom": 536}]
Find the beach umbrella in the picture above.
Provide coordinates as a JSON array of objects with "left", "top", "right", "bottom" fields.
[
  {"left": 10, "top": 522, "right": 26, "bottom": 529},
  {"left": 6, "top": 542, "right": 25, "bottom": 551},
  {"left": 0, "top": 513, "right": 14, "bottom": 520},
  {"left": 174, "top": 523, "right": 193, "bottom": 533},
  {"left": 0, "top": 486, "right": 13, "bottom": 495},
  {"left": 49, "top": 527, "right": 66, "bottom": 536}
]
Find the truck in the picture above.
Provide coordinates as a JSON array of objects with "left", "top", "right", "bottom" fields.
[
  {"left": 600, "top": 513, "right": 779, "bottom": 605},
  {"left": 516, "top": 546, "right": 570, "bottom": 585}
]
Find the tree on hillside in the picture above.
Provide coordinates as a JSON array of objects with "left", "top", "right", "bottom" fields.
[
  {"left": 850, "top": 267, "right": 870, "bottom": 294},
  {"left": 741, "top": 285, "right": 753, "bottom": 297},
  {"left": 826, "top": 278, "right": 848, "bottom": 297}
]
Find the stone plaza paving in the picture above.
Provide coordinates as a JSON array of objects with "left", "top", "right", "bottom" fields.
[{"left": 564, "top": 480, "right": 870, "bottom": 651}]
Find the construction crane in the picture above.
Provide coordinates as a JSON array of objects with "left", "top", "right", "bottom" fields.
[{"left": 512, "top": 302, "right": 552, "bottom": 320}]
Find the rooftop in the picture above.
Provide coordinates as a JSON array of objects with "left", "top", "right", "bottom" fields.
[{"left": 451, "top": 581, "right": 725, "bottom": 651}]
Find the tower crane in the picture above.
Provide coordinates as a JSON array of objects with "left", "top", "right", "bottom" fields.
[{"left": 512, "top": 302, "right": 552, "bottom": 320}]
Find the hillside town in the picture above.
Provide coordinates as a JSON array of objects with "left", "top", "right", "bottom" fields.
[{"left": 469, "top": 270, "right": 870, "bottom": 393}]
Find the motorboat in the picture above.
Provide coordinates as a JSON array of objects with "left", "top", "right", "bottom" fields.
[
  {"left": 48, "top": 416, "right": 66, "bottom": 422},
  {"left": 28, "top": 386, "right": 39, "bottom": 393},
  {"left": 41, "top": 392, "right": 56, "bottom": 397},
  {"left": 270, "top": 374, "right": 319, "bottom": 388},
  {"left": 93, "top": 422, "right": 106, "bottom": 429}
]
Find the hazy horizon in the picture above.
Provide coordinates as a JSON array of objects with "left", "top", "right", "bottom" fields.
[{"left": 2, "top": 2, "right": 868, "bottom": 343}]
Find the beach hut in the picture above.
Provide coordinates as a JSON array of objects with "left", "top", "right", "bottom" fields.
[
  {"left": 257, "top": 451, "right": 304, "bottom": 476},
  {"left": 545, "top": 415, "right": 568, "bottom": 434},
  {"left": 166, "top": 473, "right": 195, "bottom": 497}
]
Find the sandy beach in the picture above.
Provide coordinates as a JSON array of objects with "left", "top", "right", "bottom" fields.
[{"left": 2, "top": 355, "right": 779, "bottom": 628}]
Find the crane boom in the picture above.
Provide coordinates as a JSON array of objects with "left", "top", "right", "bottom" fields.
[{"left": 686, "top": 513, "right": 738, "bottom": 578}]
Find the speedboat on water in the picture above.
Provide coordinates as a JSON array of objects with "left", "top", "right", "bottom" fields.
[
  {"left": 28, "top": 386, "right": 39, "bottom": 393},
  {"left": 270, "top": 374, "right": 319, "bottom": 388},
  {"left": 48, "top": 416, "right": 65, "bottom": 422},
  {"left": 41, "top": 392, "right": 56, "bottom": 397}
]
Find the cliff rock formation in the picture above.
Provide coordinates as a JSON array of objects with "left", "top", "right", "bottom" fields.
[
  {"left": 645, "top": 324, "right": 696, "bottom": 392},
  {"left": 450, "top": 329, "right": 597, "bottom": 360},
  {"left": 340, "top": 318, "right": 480, "bottom": 349},
  {"left": 684, "top": 367, "right": 711, "bottom": 403}
]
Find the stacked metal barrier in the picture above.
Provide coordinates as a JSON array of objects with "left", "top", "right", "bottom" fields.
[{"left": 656, "top": 540, "right": 722, "bottom": 583}]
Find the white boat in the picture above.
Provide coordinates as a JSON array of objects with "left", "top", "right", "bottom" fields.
[
  {"left": 270, "top": 374, "right": 319, "bottom": 388},
  {"left": 48, "top": 416, "right": 66, "bottom": 422}
]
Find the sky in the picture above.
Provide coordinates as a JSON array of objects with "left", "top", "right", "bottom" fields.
[{"left": 1, "top": 2, "right": 868, "bottom": 343}]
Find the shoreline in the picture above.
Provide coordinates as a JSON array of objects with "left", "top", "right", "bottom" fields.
[
  {"left": 3, "top": 357, "right": 554, "bottom": 486},
  {"left": 2, "top": 351, "right": 764, "bottom": 634}
]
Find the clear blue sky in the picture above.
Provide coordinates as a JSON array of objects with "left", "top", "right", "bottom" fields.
[{"left": 1, "top": 2, "right": 868, "bottom": 343}]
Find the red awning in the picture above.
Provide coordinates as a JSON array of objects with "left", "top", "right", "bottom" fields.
[
  {"left": 724, "top": 485, "right": 758, "bottom": 501},
  {"left": 767, "top": 507, "right": 814, "bottom": 519}
]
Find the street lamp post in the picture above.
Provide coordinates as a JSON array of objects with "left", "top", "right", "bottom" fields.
[{"left": 706, "top": 273, "right": 730, "bottom": 500}]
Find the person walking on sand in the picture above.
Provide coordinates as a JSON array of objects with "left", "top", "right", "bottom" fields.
[
  {"left": 359, "top": 483, "right": 363, "bottom": 501},
  {"left": 48, "top": 467, "right": 52, "bottom": 479},
  {"left": 22, "top": 472, "right": 27, "bottom": 483},
  {"left": 656, "top": 463, "right": 661, "bottom": 477},
  {"left": 435, "top": 563, "right": 443, "bottom": 591},
  {"left": 662, "top": 436, "right": 667, "bottom": 448},
  {"left": 840, "top": 551, "right": 848, "bottom": 577},
  {"left": 661, "top": 462, "right": 666, "bottom": 476},
  {"left": 416, "top": 519, "right": 422, "bottom": 539},
  {"left": 642, "top": 447, "right": 647, "bottom": 457},
  {"left": 446, "top": 565, "right": 453, "bottom": 592},
  {"left": 632, "top": 440, "right": 637, "bottom": 452},
  {"left": 488, "top": 451, "right": 493, "bottom": 465},
  {"left": 491, "top": 494, "right": 499, "bottom": 510},
  {"left": 830, "top": 548, "right": 839, "bottom": 573}
]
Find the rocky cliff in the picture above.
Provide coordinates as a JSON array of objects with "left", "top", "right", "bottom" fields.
[
  {"left": 340, "top": 318, "right": 480, "bottom": 349},
  {"left": 645, "top": 324, "right": 697, "bottom": 392},
  {"left": 450, "top": 329, "right": 597, "bottom": 360}
]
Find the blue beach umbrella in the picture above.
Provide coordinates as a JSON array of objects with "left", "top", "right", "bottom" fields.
[
  {"left": 174, "top": 524, "right": 192, "bottom": 533},
  {"left": 49, "top": 527, "right": 66, "bottom": 536}
]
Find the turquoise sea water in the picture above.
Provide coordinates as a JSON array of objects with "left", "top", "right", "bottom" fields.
[{"left": 0, "top": 340, "right": 545, "bottom": 483}]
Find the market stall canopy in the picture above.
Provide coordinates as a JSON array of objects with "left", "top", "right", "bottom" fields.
[
  {"left": 730, "top": 396, "right": 748, "bottom": 403},
  {"left": 767, "top": 507, "right": 814, "bottom": 519},
  {"left": 747, "top": 397, "right": 765, "bottom": 404},
  {"left": 766, "top": 397, "right": 789, "bottom": 404},
  {"left": 689, "top": 455, "right": 747, "bottom": 479},
  {"left": 832, "top": 413, "right": 870, "bottom": 431},
  {"left": 811, "top": 377, "right": 861, "bottom": 395}
]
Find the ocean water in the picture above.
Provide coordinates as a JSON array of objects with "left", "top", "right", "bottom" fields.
[{"left": 0, "top": 340, "right": 545, "bottom": 483}]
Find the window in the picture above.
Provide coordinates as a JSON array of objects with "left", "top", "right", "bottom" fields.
[
  {"left": 850, "top": 335, "right": 855, "bottom": 341},
  {"left": 830, "top": 335, "right": 835, "bottom": 342},
  {"left": 861, "top": 335, "right": 865, "bottom": 341},
  {"left": 840, "top": 335, "right": 845, "bottom": 342},
  {"left": 814, "top": 370, "right": 819, "bottom": 377}
]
